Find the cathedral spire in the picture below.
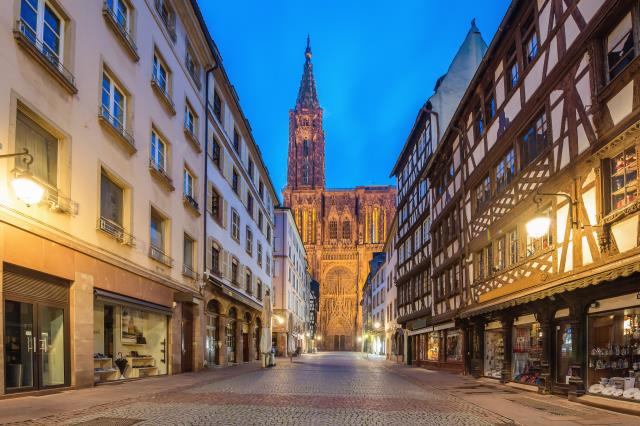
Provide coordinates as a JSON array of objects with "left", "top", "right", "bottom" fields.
[{"left": 296, "top": 35, "right": 319, "bottom": 110}]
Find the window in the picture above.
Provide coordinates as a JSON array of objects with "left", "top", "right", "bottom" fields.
[
  {"left": 248, "top": 158, "right": 254, "bottom": 180},
  {"left": 185, "top": 41, "right": 200, "bottom": 86},
  {"left": 231, "top": 257, "right": 239, "bottom": 284},
  {"left": 484, "top": 86, "right": 496, "bottom": 123},
  {"left": 232, "top": 168, "right": 239, "bottom": 194},
  {"left": 522, "top": 13, "right": 538, "bottom": 68},
  {"left": 257, "top": 280, "right": 263, "bottom": 301},
  {"left": 496, "top": 236, "right": 506, "bottom": 271},
  {"left": 211, "top": 137, "right": 221, "bottom": 169},
  {"left": 475, "top": 175, "right": 491, "bottom": 210},
  {"left": 211, "top": 243, "right": 220, "bottom": 275},
  {"left": 422, "top": 217, "right": 430, "bottom": 244},
  {"left": 477, "top": 243, "right": 493, "bottom": 279},
  {"left": 155, "top": 0, "right": 175, "bottom": 41},
  {"left": 266, "top": 254, "right": 271, "bottom": 275},
  {"left": 100, "top": 170, "right": 124, "bottom": 228},
  {"left": 183, "top": 168, "right": 196, "bottom": 205},
  {"left": 258, "top": 180, "right": 264, "bottom": 199},
  {"left": 233, "top": 128, "right": 240, "bottom": 153},
  {"left": 150, "top": 130, "right": 167, "bottom": 173},
  {"left": 302, "top": 161, "right": 310, "bottom": 185},
  {"left": 150, "top": 208, "right": 166, "bottom": 252},
  {"left": 20, "top": 0, "right": 64, "bottom": 64},
  {"left": 303, "top": 139, "right": 310, "bottom": 156},
  {"left": 329, "top": 220, "right": 338, "bottom": 240},
  {"left": 184, "top": 102, "right": 196, "bottom": 135},
  {"left": 342, "top": 221, "right": 351, "bottom": 240},
  {"left": 474, "top": 103, "right": 484, "bottom": 137},
  {"left": 607, "top": 13, "right": 636, "bottom": 81},
  {"left": 266, "top": 226, "right": 271, "bottom": 245},
  {"left": 526, "top": 211, "right": 552, "bottom": 256},
  {"left": 183, "top": 234, "right": 195, "bottom": 274},
  {"left": 213, "top": 90, "right": 222, "bottom": 122},
  {"left": 101, "top": 72, "right": 126, "bottom": 131},
  {"left": 609, "top": 146, "right": 637, "bottom": 211},
  {"left": 231, "top": 209, "right": 240, "bottom": 241},
  {"left": 15, "top": 110, "right": 58, "bottom": 188},
  {"left": 258, "top": 211, "right": 264, "bottom": 232},
  {"left": 152, "top": 53, "right": 169, "bottom": 95},
  {"left": 257, "top": 242, "right": 263, "bottom": 267},
  {"left": 105, "top": 0, "right": 129, "bottom": 32},
  {"left": 247, "top": 192, "right": 254, "bottom": 217},
  {"left": 211, "top": 188, "right": 221, "bottom": 222},
  {"left": 245, "top": 269, "right": 252, "bottom": 294},
  {"left": 505, "top": 44, "right": 519, "bottom": 93},
  {"left": 496, "top": 149, "right": 515, "bottom": 192},
  {"left": 519, "top": 111, "right": 548, "bottom": 169},
  {"left": 508, "top": 229, "right": 519, "bottom": 265}
]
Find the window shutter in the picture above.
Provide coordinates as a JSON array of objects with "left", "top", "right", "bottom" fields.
[
  {"left": 206, "top": 236, "right": 213, "bottom": 271},
  {"left": 206, "top": 181, "right": 213, "bottom": 215},
  {"left": 222, "top": 199, "right": 229, "bottom": 229},
  {"left": 223, "top": 153, "right": 232, "bottom": 182},
  {"left": 221, "top": 250, "right": 230, "bottom": 280},
  {"left": 206, "top": 130, "right": 214, "bottom": 159},
  {"left": 253, "top": 274, "right": 257, "bottom": 296}
]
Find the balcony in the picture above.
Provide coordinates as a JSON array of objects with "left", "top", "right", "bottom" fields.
[
  {"left": 13, "top": 19, "right": 77, "bottom": 94},
  {"left": 98, "top": 106, "right": 136, "bottom": 154},
  {"left": 183, "top": 123, "right": 202, "bottom": 152},
  {"left": 97, "top": 217, "right": 134, "bottom": 246},
  {"left": 182, "top": 264, "right": 198, "bottom": 280},
  {"left": 149, "top": 245, "right": 173, "bottom": 267},
  {"left": 149, "top": 159, "right": 175, "bottom": 191},
  {"left": 151, "top": 76, "right": 176, "bottom": 116},
  {"left": 154, "top": 0, "right": 176, "bottom": 43},
  {"left": 102, "top": 1, "right": 139, "bottom": 62},
  {"left": 183, "top": 194, "right": 200, "bottom": 216}
]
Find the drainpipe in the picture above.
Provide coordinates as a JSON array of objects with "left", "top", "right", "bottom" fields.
[{"left": 203, "top": 63, "right": 218, "bottom": 289}]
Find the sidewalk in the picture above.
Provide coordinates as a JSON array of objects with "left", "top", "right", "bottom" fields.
[
  {"left": 0, "top": 363, "right": 262, "bottom": 424},
  {"left": 383, "top": 360, "right": 640, "bottom": 425}
]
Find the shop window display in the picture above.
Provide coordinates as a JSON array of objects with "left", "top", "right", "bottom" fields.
[
  {"left": 93, "top": 301, "right": 168, "bottom": 383},
  {"left": 427, "top": 332, "right": 440, "bottom": 361},
  {"left": 512, "top": 323, "right": 542, "bottom": 385},
  {"left": 485, "top": 330, "right": 504, "bottom": 378},
  {"left": 445, "top": 330, "right": 462, "bottom": 362},
  {"left": 587, "top": 309, "right": 640, "bottom": 400}
]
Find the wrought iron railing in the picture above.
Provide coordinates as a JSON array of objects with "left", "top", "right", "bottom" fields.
[
  {"left": 98, "top": 217, "right": 134, "bottom": 245},
  {"left": 183, "top": 194, "right": 199, "bottom": 211},
  {"left": 99, "top": 106, "right": 135, "bottom": 148},
  {"left": 151, "top": 74, "right": 175, "bottom": 111},
  {"left": 182, "top": 263, "right": 197, "bottom": 279},
  {"left": 102, "top": 1, "right": 138, "bottom": 57},
  {"left": 149, "top": 245, "right": 172, "bottom": 266},
  {"left": 14, "top": 19, "right": 75, "bottom": 87}
]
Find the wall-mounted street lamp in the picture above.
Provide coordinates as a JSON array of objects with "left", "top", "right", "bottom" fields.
[
  {"left": 526, "top": 188, "right": 577, "bottom": 238},
  {"left": 1, "top": 148, "right": 44, "bottom": 206}
]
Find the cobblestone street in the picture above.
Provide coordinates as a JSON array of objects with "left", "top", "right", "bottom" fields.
[{"left": 1, "top": 352, "right": 639, "bottom": 425}]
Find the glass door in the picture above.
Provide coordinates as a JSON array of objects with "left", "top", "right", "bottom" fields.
[
  {"left": 38, "top": 305, "right": 66, "bottom": 388},
  {"left": 556, "top": 322, "right": 574, "bottom": 385},
  {"left": 4, "top": 301, "right": 35, "bottom": 392}
]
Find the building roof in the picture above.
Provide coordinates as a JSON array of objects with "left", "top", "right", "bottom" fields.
[{"left": 296, "top": 35, "right": 320, "bottom": 110}]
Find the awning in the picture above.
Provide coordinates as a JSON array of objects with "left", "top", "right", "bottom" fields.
[
  {"left": 94, "top": 289, "right": 173, "bottom": 315},
  {"left": 408, "top": 327, "right": 433, "bottom": 336},
  {"left": 460, "top": 255, "right": 640, "bottom": 319}
]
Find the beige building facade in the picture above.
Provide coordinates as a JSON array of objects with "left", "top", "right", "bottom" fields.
[{"left": 0, "top": 0, "right": 215, "bottom": 395}]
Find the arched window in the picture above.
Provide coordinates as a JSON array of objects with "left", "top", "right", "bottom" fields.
[
  {"left": 342, "top": 221, "right": 351, "bottom": 240},
  {"left": 303, "top": 139, "right": 310, "bottom": 156},
  {"left": 329, "top": 220, "right": 338, "bottom": 240},
  {"left": 302, "top": 161, "right": 310, "bottom": 185}
]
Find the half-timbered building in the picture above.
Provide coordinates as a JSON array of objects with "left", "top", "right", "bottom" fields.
[
  {"left": 391, "top": 22, "right": 487, "bottom": 372},
  {"left": 445, "top": 0, "right": 640, "bottom": 402}
]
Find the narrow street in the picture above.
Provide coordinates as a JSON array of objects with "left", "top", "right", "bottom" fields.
[{"left": 1, "top": 353, "right": 637, "bottom": 425}]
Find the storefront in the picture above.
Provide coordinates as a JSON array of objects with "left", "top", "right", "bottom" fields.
[
  {"left": 586, "top": 292, "right": 640, "bottom": 401},
  {"left": 511, "top": 315, "right": 542, "bottom": 386},
  {"left": 407, "top": 322, "right": 464, "bottom": 372},
  {"left": 484, "top": 321, "right": 504, "bottom": 379},
  {"left": 92, "top": 290, "right": 170, "bottom": 383}
]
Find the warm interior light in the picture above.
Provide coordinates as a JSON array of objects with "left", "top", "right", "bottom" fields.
[
  {"left": 11, "top": 173, "right": 44, "bottom": 206},
  {"left": 526, "top": 216, "right": 551, "bottom": 239},
  {"left": 374, "top": 322, "right": 381, "bottom": 329},
  {"left": 356, "top": 336, "right": 362, "bottom": 342},
  {"left": 276, "top": 316, "right": 285, "bottom": 325},
  {"left": 316, "top": 335, "right": 322, "bottom": 341}
]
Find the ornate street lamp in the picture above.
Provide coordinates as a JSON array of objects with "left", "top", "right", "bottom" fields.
[
  {"left": 526, "top": 188, "right": 577, "bottom": 238},
  {"left": 1, "top": 148, "right": 45, "bottom": 206}
]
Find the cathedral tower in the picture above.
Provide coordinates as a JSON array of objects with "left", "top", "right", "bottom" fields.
[{"left": 286, "top": 36, "right": 325, "bottom": 190}]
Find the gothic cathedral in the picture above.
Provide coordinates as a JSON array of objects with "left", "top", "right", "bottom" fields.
[{"left": 283, "top": 38, "right": 396, "bottom": 351}]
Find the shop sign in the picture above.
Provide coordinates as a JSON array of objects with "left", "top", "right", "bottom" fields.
[{"left": 411, "top": 318, "right": 427, "bottom": 330}]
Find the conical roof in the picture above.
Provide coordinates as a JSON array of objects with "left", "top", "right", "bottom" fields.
[{"left": 296, "top": 35, "right": 320, "bottom": 110}]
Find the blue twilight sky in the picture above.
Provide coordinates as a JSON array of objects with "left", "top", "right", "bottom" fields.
[{"left": 197, "top": 0, "right": 511, "bottom": 199}]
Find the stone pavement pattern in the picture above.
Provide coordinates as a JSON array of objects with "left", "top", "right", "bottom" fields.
[{"left": 1, "top": 352, "right": 638, "bottom": 425}]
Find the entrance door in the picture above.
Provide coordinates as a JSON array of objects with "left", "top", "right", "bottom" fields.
[
  {"left": 206, "top": 315, "right": 219, "bottom": 365},
  {"left": 555, "top": 322, "right": 574, "bottom": 385},
  {"left": 181, "top": 306, "right": 193, "bottom": 372},
  {"left": 226, "top": 320, "right": 236, "bottom": 363},
  {"left": 4, "top": 300, "right": 67, "bottom": 392},
  {"left": 243, "top": 332, "right": 249, "bottom": 362}
]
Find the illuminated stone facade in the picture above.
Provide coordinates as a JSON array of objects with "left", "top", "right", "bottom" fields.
[{"left": 283, "top": 38, "right": 395, "bottom": 351}]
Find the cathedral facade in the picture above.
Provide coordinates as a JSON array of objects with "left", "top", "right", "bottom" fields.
[{"left": 283, "top": 38, "right": 396, "bottom": 351}]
